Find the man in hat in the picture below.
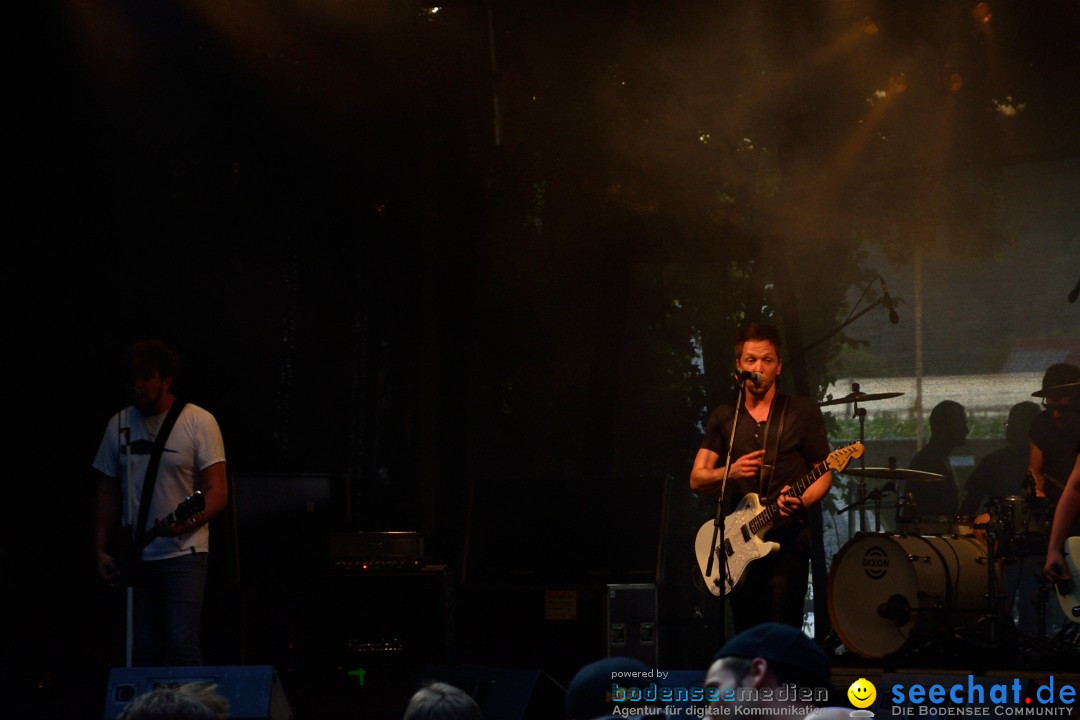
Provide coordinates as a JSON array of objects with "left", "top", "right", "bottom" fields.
[
  {"left": 704, "top": 623, "right": 846, "bottom": 718},
  {"left": 1029, "top": 363, "right": 1080, "bottom": 506},
  {"left": 566, "top": 657, "right": 663, "bottom": 720},
  {"left": 1020, "top": 363, "right": 1080, "bottom": 635}
]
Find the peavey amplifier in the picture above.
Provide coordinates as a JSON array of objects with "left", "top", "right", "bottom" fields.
[{"left": 328, "top": 530, "right": 424, "bottom": 571}]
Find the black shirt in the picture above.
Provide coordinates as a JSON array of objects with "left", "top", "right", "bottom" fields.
[
  {"left": 700, "top": 392, "right": 832, "bottom": 519},
  {"left": 1030, "top": 411, "right": 1080, "bottom": 503}
]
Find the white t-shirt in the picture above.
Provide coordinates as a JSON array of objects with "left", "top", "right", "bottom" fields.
[{"left": 93, "top": 402, "right": 226, "bottom": 560}]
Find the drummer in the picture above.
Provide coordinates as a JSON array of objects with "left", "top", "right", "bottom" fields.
[
  {"left": 959, "top": 401, "right": 1040, "bottom": 516},
  {"left": 904, "top": 400, "right": 968, "bottom": 520}
]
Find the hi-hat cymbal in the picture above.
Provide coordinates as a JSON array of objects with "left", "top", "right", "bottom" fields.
[
  {"left": 1031, "top": 381, "right": 1080, "bottom": 398},
  {"left": 819, "top": 390, "right": 904, "bottom": 407},
  {"left": 839, "top": 467, "right": 944, "bottom": 481}
]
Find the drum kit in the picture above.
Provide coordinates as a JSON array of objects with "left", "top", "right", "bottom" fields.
[{"left": 818, "top": 381, "right": 1070, "bottom": 663}]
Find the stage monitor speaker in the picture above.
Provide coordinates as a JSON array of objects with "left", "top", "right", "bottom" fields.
[
  {"left": 103, "top": 665, "right": 292, "bottom": 720},
  {"left": 417, "top": 665, "right": 563, "bottom": 720}
]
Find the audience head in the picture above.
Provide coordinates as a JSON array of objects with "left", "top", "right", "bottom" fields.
[
  {"left": 566, "top": 656, "right": 654, "bottom": 720},
  {"left": 117, "top": 687, "right": 218, "bottom": 720},
  {"left": 705, "top": 623, "right": 834, "bottom": 711},
  {"left": 404, "top": 681, "right": 482, "bottom": 720}
]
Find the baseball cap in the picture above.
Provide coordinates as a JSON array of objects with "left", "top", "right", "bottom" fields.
[
  {"left": 713, "top": 623, "right": 831, "bottom": 688},
  {"left": 566, "top": 656, "right": 652, "bottom": 720}
]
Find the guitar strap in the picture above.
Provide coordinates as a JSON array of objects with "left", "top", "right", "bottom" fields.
[
  {"left": 758, "top": 393, "right": 788, "bottom": 499},
  {"left": 131, "top": 399, "right": 188, "bottom": 554}
]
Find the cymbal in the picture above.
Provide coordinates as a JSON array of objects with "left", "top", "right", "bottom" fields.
[
  {"left": 1031, "top": 381, "right": 1080, "bottom": 398},
  {"left": 818, "top": 390, "right": 904, "bottom": 407},
  {"left": 839, "top": 467, "right": 944, "bottom": 481}
]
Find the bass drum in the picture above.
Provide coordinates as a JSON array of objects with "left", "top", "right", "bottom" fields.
[{"left": 828, "top": 532, "right": 993, "bottom": 659}]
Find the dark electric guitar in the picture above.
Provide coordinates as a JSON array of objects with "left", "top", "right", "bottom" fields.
[
  {"left": 1054, "top": 536, "right": 1080, "bottom": 624},
  {"left": 695, "top": 443, "right": 864, "bottom": 597},
  {"left": 112, "top": 491, "right": 205, "bottom": 582}
]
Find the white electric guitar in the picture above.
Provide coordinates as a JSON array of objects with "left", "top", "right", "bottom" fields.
[
  {"left": 695, "top": 442, "right": 864, "bottom": 597},
  {"left": 1054, "top": 536, "right": 1080, "bottom": 624}
]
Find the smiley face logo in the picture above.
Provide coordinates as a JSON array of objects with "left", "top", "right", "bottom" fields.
[{"left": 848, "top": 678, "right": 877, "bottom": 709}]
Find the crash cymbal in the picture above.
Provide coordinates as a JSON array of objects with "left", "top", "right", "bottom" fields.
[
  {"left": 1031, "top": 381, "right": 1080, "bottom": 398},
  {"left": 839, "top": 467, "right": 944, "bottom": 481},
  {"left": 818, "top": 391, "right": 904, "bottom": 407}
]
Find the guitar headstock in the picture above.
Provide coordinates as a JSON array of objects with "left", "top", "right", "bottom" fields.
[
  {"left": 172, "top": 491, "right": 206, "bottom": 523},
  {"left": 827, "top": 443, "right": 865, "bottom": 473}
]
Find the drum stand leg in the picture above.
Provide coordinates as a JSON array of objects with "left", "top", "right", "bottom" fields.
[
  {"left": 1033, "top": 576, "right": 1048, "bottom": 640},
  {"left": 985, "top": 528, "right": 1001, "bottom": 650}
]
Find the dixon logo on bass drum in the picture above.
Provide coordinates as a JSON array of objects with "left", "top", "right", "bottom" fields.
[{"left": 862, "top": 546, "right": 889, "bottom": 579}]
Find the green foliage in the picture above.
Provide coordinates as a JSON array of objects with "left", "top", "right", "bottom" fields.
[{"left": 827, "top": 410, "right": 1006, "bottom": 441}]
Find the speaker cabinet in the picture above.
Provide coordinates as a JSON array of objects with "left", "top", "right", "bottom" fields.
[
  {"left": 417, "top": 665, "right": 563, "bottom": 720},
  {"left": 103, "top": 665, "right": 291, "bottom": 720},
  {"left": 605, "top": 583, "right": 658, "bottom": 666}
]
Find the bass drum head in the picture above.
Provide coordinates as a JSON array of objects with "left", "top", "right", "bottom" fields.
[
  {"left": 828, "top": 533, "right": 938, "bottom": 659},
  {"left": 828, "top": 533, "right": 992, "bottom": 659}
]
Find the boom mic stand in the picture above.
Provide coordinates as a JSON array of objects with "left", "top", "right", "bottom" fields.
[{"left": 704, "top": 375, "right": 747, "bottom": 646}]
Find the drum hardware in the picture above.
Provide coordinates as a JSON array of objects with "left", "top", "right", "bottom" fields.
[
  {"left": 837, "top": 480, "right": 895, "bottom": 533},
  {"left": 984, "top": 495, "right": 1053, "bottom": 559},
  {"left": 818, "top": 389, "right": 905, "bottom": 407},
  {"left": 819, "top": 382, "right": 905, "bottom": 535}
]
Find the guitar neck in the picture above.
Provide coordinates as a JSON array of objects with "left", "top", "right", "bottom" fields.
[{"left": 747, "top": 459, "right": 829, "bottom": 535}]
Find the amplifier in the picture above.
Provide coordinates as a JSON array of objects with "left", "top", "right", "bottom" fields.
[{"left": 328, "top": 531, "right": 424, "bottom": 570}]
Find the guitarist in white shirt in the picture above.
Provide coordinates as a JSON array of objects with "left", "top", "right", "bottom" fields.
[{"left": 691, "top": 323, "right": 833, "bottom": 631}]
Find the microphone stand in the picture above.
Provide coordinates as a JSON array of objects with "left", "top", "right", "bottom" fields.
[
  {"left": 850, "top": 383, "right": 870, "bottom": 534},
  {"left": 705, "top": 378, "right": 746, "bottom": 646}
]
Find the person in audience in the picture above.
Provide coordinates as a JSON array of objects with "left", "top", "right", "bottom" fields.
[
  {"left": 705, "top": 622, "right": 847, "bottom": 718},
  {"left": 404, "top": 681, "right": 482, "bottom": 720},
  {"left": 566, "top": 656, "right": 658, "bottom": 720},
  {"left": 117, "top": 687, "right": 217, "bottom": 720}
]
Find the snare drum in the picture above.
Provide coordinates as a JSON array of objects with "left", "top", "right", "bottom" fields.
[
  {"left": 828, "top": 532, "right": 995, "bottom": 659},
  {"left": 986, "top": 496, "right": 1052, "bottom": 555},
  {"left": 896, "top": 515, "right": 976, "bottom": 537}
]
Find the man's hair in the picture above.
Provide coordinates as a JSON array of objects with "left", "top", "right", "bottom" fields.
[
  {"left": 928, "top": 400, "right": 966, "bottom": 433},
  {"left": 735, "top": 323, "right": 783, "bottom": 360},
  {"left": 125, "top": 339, "right": 181, "bottom": 381},
  {"left": 174, "top": 683, "right": 229, "bottom": 720},
  {"left": 1005, "top": 401, "right": 1040, "bottom": 446},
  {"left": 117, "top": 688, "right": 217, "bottom": 720},
  {"left": 404, "top": 682, "right": 482, "bottom": 720}
]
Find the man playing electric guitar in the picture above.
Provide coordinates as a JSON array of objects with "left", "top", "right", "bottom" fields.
[
  {"left": 690, "top": 323, "right": 832, "bottom": 632},
  {"left": 93, "top": 340, "right": 227, "bottom": 666},
  {"left": 1044, "top": 449, "right": 1080, "bottom": 623}
]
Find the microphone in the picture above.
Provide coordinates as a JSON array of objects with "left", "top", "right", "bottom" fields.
[
  {"left": 877, "top": 594, "right": 911, "bottom": 626},
  {"left": 734, "top": 370, "right": 764, "bottom": 386},
  {"left": 881, "top": 279, "right": 899, "bottom": 324}
]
